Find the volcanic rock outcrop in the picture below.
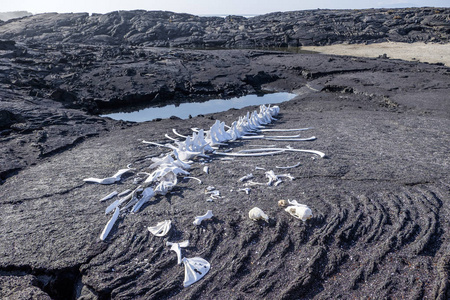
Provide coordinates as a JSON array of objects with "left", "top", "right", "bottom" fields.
[{"left": 0, "top": 7, "right": 449, "bottom": 47}]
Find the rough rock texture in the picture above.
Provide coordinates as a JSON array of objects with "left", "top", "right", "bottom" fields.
[
  {"left": 0, "top": 7, "right": 449, "bottom": 300},
  {"left": 1, "top": 42, "right": 449, "bottom": 299},
  {"left": 0, "top": 11, "right": 32, "bottom": 22},
  {"left": 0, "top": 8, "right": 449, "bottom": 47}
]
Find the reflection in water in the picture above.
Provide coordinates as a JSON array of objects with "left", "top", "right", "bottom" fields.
[{"left": 102, "top": 92, "right": 296, "bottom": 122}]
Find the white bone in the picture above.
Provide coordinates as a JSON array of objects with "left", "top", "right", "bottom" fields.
[
  {"left": 288, "top": 199, "right": 310, "bottom": 208},
  {"left": 240, "top": 135, "right": 265, "bottom": 139},
  {"left": 172, "top": 150, "right": 192, "bottom": 169},
  {"left": 99, "top": 191, "right": 118, "bottom": 202},
  {"left": 205, "top": 190, "right": 220, "bottom": 199},
  {"left": 111, "top": 167, "right": 134, "bottom": 179},
  {"left": 203, "top": 166, "right": 209, "bottom": 174},
  {"left": 238, "top": 173, "right": 254, "bottom": 182},
  {"left": 238, "top": 188, "right": 251, "bottom": 194},
  {"left": 83, "top": 177, "right": 116, "bottom": 185},
  {"left": 182, "top": 257, "right": 211, "bottom": 287},
  {"left": 172, "top": 128, "right": 188, "bottom": 138},
  {"left": 165, "top": 133, "right": 180, "bottom": 142},
  {"left": 142, "top": 140, "right": 171, "bottom": 148},
  {"left": 265, "top": 134, "right": 301, "bottom": 138},
  {"left": 100, "top": 207, "right": 120, "bottom": 241},
  {"left": 166, "top": 240, "right": 189, "bottom": 264},
  {"left": 193, "top": 210, "right": 213, "bottom": 225},
  {"left": 213, "top": 150, "right": 285, "bottom": 157},
  {"left": 148, "top": 220, "right": 172, "bottom": 237},
  {"left": 183, "top": 176, "right": 202, "bottom": 184},
  {"left": 259, "top": 127, "right": 312, "bottom": 132},
  {"left": 83, "top": 167, "right": 134, "bottom": 185},
  {"left": 265, "top": 170, "right": 279, "bottom": 186},
  {"left": 285, "top": 205, "right": 313, "bottom": 221},
  {"left": 238, "top": 147, "right": 325, "bottom": 158},
  {"left": 118, "top": 189, "right": 132, "bottom": 197},
  {"left": 105, "top": 196, "right": 130, "bottom": 214},
  {"left": 131, "top": 187, "right": 155, "bottom": 213},
  {"left": 149, "top": 154, "right": 175, "bottom": 169},
  {"left": 238, "top": 148, "right": 284, "bottom": 153},
  {"left": 278, "top": 174, "right": 295, "bottom": 181},
  {"left": 248, "top": 144, "right": 277, "bottom": 147},
  {"left": 244, "top": 180, "right": 266, "bottom": 186},
  {"left": 276, "top": 162, "right": 301, "bottom": 169},
  {"left": 264, "top": 137, "right": 317, "bottom": 141},
  {"left": 249, "top": 207, "right": 269, "bottom": 222}
]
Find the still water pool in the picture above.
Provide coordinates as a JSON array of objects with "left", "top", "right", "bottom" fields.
[{"left": 102, "top": 92, "right": 296, "bottom": 122}]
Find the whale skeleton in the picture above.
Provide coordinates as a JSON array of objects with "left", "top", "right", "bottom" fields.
[{"left": 96, "top": 104, "right": 323, "bottom": 247}]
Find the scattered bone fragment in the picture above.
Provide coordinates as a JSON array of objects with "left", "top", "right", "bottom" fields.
[
  {"left": 249, "top": 207, "right": 269, "bottom": 222},
  {"left": 238, "top": 188, "right": 251, "bottom": 195},
  {"left": 203, "top": 166, "right": 209, "bottom": 174},
  {"left": 183, "top": 176, "right": 202, "bottom": 184},
  {"left": 276, "top": 162, "right": 301, "bottom": 169},
  {"left": 285, "top": 204, "right": 313, "bottom": 221},
  {"left": 148, "top": 220, "right": 172, "bottom": 236},
  {"left": 238, "top": 173, "right": 254, "bottom": 182},
  {"left": 244, "top": 180, "right": 266, "bottom": 186},
  {"left": 193, "top": 210, "right": 214, "bottom": 225},
  {"left": 99, "top": 191, "right": 118, "bottom": 202},
  {"left": 205, "top": 189, "right": 220, "bottom": 199},
  {"left": 265, "top": 170, "right": 294, "bottom": 186},
  {"left": 278, "top": 199, "right": 287, "bottom": 207},
  {"left": 166, "top": 240, "right": 189, "bottom": 264},
  {"left": 182, "top": 257, "right": 211, "bottom": 287},
  {"left": 265, "top": 170, "right": 282, "bottom": 186},
  {"left": 100, "top": 207, "right": 120, "bottom": 241}
]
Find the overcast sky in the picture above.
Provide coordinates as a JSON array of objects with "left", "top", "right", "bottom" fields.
[{"left": 3, "top": 0, "right": 449, "bottom": 15}]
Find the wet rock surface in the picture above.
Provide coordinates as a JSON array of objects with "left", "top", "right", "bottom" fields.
[
  {"left": 0, "top": 8, "right": 449, "bottom": 300},
  {"left": 0, "top": 8, "right": 449, "bottom": 47}
]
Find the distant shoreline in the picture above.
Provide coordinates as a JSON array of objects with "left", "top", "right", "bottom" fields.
[{"left": 301, "top": 42, "right": 450, "bottom": 67}]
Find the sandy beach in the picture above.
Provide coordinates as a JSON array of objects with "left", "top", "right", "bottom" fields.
[{"left": 302, "top": 42, "right": 450, "bottom": 66}]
